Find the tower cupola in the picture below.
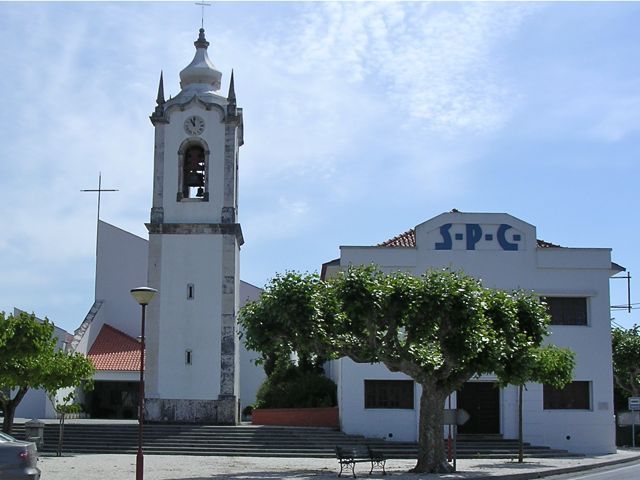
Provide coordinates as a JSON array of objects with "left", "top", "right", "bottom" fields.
[{"left": 179, "top": 28, "right": 222, "bottom": 93}]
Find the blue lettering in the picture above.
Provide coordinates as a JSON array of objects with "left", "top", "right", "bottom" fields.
[
  {"left": 497, "top": 224, "right": 518, "bottom": 251},
  {"left": 435, "top": 224, "right": 453, "bottom": 250},
  {"left": 466, "top": 224, "right": 483, "bottom": 250}
]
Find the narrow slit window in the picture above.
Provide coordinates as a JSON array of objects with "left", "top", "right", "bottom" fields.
[
  {"left": 185, "top": 350, "right": 193, "bottom": 365},
  {"left": 187, "top": 283, "right": 195, "bottom": 300}
]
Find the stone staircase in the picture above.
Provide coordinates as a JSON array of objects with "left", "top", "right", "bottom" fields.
[{"left": 10, "top": 423, "right": 578, "bottom": 459}]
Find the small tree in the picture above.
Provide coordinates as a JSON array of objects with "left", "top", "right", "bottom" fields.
[
  {"left": 499, "top": 345, "right": 575, "bottom": 462},
  {"left": 240, "top": 266, "right": 568, "bottom": 473},
  {"left": 612, "top": 325, "right": 640, "bottom": 398},
  {"left": 0, "top": 311, "right": 95, "bottom": 434}
]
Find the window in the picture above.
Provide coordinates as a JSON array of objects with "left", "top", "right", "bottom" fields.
[
  {"left": 543, "top": 381, "right": 590, "bottom": 410},
  {"left": 180, "top": 144, "right": 207, "bottom": 200},
  {"left": 364, "top": 380, "right": 414, "bottom": 409},
  {"left": 185, "top": 350, "right": 193, "bottom": 365},
  {"left": 543, "top": 297, "right": 588, "bottom": 325},
  {"left": 187, "top": 283, "right": 195, "bottom": 300}
]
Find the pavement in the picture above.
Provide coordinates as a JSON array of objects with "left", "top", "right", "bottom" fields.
[
  {"left": 36, "top": 449, "right": 640, "bottom": 480},
  {"left": 10, "top": 419, "right": 640, "bottom": 479}
]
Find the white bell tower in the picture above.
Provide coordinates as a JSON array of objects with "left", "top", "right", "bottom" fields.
[{"left": 144, "top": 28, "right": 243, "bottom": 424}]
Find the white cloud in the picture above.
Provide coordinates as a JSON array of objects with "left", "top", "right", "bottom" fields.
[{"left": 258, "top": 2, "right": 531, "bottom": 136}]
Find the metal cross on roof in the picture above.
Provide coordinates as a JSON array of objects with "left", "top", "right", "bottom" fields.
[
  {"left": 81, "top": 172, "right": 119, "bottom": 223},
  {"left": 195, "top": 2, "right": 212, "bottom": 29}
]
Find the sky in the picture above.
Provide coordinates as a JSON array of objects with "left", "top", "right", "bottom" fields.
[{"left": 0, "top": 1, "right": 638, "bottom": 334}]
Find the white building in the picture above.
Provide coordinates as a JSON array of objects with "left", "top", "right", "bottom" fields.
[
  {"left": 322, "top": 211, "right": 621, "bottom": 455},
  {"left": 14, "top": 309, "right": 73, "bottom": 420},
  {"left": 65, "top": 221, "right": 264, "bottom": 420},
  {"left": 14, "top": 28, "right": 265, "bottom": 422}
]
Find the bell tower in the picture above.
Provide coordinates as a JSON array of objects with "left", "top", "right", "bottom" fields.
[{"left": 144, "top": 28, "right": 243, "bottom": 424}]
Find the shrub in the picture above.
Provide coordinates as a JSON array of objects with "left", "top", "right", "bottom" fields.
[{"left": 255, "top": 366, "right": 337, "bottom": 409}]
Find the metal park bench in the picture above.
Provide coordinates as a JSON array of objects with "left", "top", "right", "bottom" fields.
[{"left": 335, "top": 445, "right": 386, "bottom": 477}]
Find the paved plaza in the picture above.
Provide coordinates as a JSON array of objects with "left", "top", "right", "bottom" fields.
[{"left": 37, "top": 449, "right": 640, "bottom": 480}]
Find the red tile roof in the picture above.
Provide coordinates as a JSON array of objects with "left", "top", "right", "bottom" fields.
[
  {"left": 88, "top": 324, "right": 141, "bottom": 371},
  {"left": 378, "top": 228, "right": 561, "bottom": 248}
]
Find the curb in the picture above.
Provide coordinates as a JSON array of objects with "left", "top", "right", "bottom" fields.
[{"left": 468, "top": 452, "right": 640, "bottom": 479}]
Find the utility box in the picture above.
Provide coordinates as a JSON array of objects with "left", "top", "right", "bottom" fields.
[{"left": 24, "top": 419, "right": 44, "bottom": 449}]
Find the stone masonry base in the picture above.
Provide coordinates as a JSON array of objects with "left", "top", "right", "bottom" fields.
[{"left": 145, "top": 396, "right": 239, "bottom": 424}]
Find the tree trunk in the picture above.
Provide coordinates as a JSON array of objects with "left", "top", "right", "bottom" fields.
[
  {"left": 2, "top": 402, "right": 16, "bottom": 435},
  {"left": 411, "top": 385, "right": 452, "bottom": 473},
  {"left": 1, "top": 387, "right": 28, "bottom": 435},
  {"left": 518, "top": 384, "right": 524, "bottom": 463},
  {"left": 57, "top": 412, "right": 65, "bottom": 457}
]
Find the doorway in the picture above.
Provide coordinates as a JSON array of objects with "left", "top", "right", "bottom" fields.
[
  {"left": 86, "top": 381, "right": 139, "bottom": 419},
  {"left": 456, "top": 382, "right": 500, "bottom": 434}
]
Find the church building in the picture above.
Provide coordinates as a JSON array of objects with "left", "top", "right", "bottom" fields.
[{"left": 65, "top": 27, "right": 264, "bottom": 424}]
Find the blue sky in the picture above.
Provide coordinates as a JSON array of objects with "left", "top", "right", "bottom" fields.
[{"left": 0, "top": 1, "right": 638, "bottom": 334}]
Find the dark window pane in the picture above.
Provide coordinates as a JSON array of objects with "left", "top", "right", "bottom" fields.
[
  {"left": 364, "top": 380, "right": 414, "bottom": 409},
  {"left": 543, "top": 297, "right": 588, "bottom": 325},
  {"left": 543, "top": 381, "right": 590, "bottom": 410}
]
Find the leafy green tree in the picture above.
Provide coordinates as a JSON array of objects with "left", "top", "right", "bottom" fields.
[
  {"left": 239, "top": 266, "right": 570, "bottom": 473},
  {"left": 0, "top": 311, "right": 95, "bottom": 434},
  {"left": 612, "top": 325, "right": 640, "bottom": 398},
  {"left": 499, "top": 345, "right": 575, "bottom": 462}
]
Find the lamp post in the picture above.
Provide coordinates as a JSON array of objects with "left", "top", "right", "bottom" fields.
[{"left": 130, "top": 287, "right": 157, "bottom": 480}]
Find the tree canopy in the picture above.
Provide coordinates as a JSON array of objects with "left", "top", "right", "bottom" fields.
[
  {"left": 0, "top": 311, "right": 95, "bottom": 434},
  {"left": 239, "top": 266, "right": 574, "bottom": 473},
  {"left": 612, "top": 325, "right": 640, "bottom": 398}
]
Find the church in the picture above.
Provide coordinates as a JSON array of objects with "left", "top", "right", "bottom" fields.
[
  {"left": 17, "top": 26, "right": 265, "bottom": 423},
  {"left": 15, "top": 26, "right": 622, "bottom": 456}
]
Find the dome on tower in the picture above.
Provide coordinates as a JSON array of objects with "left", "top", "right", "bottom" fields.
[{"left": 179, "top": 28, "right": 222, "bottom": 93}]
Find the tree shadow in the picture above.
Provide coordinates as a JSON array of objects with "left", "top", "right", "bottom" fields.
[
  {"left": 470, "top": 460, "right": 555, "bottom": 470},
  {"left": 154, "top": 471, "right": 332, "bottom": 480},
  {"left": 155, "top": 468, "right": 530, "bottom": 479}
]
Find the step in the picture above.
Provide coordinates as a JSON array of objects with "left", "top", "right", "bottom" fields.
[{"left": 10, "top": 423, "right": 579, "bottom": 459}]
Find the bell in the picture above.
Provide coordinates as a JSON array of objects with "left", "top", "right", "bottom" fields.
[
  {"left": 196, "top": 187, "right": 204, "bottom": 198},
  {"left": 185, "top": 172, "right": 204, "bottom": 187}
]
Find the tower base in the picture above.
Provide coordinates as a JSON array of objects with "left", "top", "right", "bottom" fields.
[{"left": 145, "top": 396, "right": 239, "bottom": 424}]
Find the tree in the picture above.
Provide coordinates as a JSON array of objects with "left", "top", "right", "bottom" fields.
[
  {"left": 0, "top": 311, "right": 95, "bottom": 434},
  {"left": 612, "top": 325, "right": 640, "bottom": 398},
  {"left": 499, "top": 345, "right": 575, "bottom": 462},
  {"left": 239, "top": 266, "right": 571, "bottom": 473}
]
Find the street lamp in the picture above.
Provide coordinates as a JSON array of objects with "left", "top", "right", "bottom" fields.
[{"left": 130, "top": 287, "right": 157, "bottom": 480}]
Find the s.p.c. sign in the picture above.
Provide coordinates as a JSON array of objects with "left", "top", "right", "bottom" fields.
[{"left": 435, "top": 223, "right": 521, "bottom": 251}]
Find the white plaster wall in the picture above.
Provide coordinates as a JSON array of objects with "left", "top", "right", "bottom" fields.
[
  {"left": 339, "top": 359, "right": 419, "bottom": 442},
  {"left": 162, "top": 105, "right": 227, "bottom": 224},
  {"left": 94, "top": 371, "right": 139, "bottom": 382},
  {"left": 337, "top": 212, "right": 617, "bottom": 454},
  {"left": 15, "top": 389, "right": 49, "bottom": 419},
  {"left": 238, "top": 281, "right": 266, "bottom": 410},
  {"left": 152, "top": 234, "right": 223, "bottom": 400},
  {"left": 94, "top": 221, "right": 148, "bottom": 339},
  {"left": 12, "top": 310, "right": 72, "bottom": 419}
]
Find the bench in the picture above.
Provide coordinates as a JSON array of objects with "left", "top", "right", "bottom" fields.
[{"left": 335, "top": 445, "right": 386, "bottom": 478}]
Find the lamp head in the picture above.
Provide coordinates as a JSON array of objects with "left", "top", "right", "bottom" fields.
[{"left": 130, "top": 287, "right": 158, "bottom": 305}]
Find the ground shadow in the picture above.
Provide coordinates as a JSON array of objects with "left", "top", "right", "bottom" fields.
[
  {"left": 161, "top": 468, "right": 518, "bottom": 479},
  {"left": 470, "top": 460, "right": 555, "bottom": 470}
]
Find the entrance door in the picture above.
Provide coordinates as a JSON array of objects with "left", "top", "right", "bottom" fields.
[
  {"left": 86, "top": 381, "right": 139, "bottom": 419},
  {"left": 456, "top": 382, "right": 500, "bottom": 434}
]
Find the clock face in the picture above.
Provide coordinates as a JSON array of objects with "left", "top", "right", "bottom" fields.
[{"left": 184, "top": 115, "right": 205, "bottom": 136}]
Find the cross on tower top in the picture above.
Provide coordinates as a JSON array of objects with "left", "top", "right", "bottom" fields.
[{"left": 195, "top": 2, "right": 212, "bottom": 29}]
